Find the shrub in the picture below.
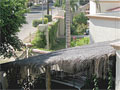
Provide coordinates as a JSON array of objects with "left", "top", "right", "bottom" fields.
[
  {"left": 31, "top": 30, "right": 46, "bottom": 48},
  {"left": 32, "top": 18, "right": 48, "bottom": 27},
  {"left": 48, "top": 20, "right": 59, "bottom": 49},
  {"left": 32, "top": 20, "right": 59, "bottom": 49},
  {"left": 54, "top": 0, "right": 61, "bottom": 7},
  {"left": 71, "top": 13, "right": 88, "bottom": 35},
  {"left": 71, "top": 23, "right": 88, "bottom": 35},
  {"left": 71, "top": 37, "right": 89, "bottom": 47},
  {"left": 44, "top": 15, "right": 52, "bottom": 22},
  {"left": 27, "top": 2, "right": 33, "bottom": 7}
]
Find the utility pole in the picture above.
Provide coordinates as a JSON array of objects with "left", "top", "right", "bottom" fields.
[
  {"left": 66, "top": 0, "right": 71, "bottom": 48},
  {"left": 47, "top": 0, "right": 49, "bottom": 15},
  {"left": 42, "top": 0, "right": 44, "bottom": 24}
]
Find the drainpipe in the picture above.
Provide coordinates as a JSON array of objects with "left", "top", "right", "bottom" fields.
[{"left": 111, "top": 41, "right": 120, "bottom": 90}]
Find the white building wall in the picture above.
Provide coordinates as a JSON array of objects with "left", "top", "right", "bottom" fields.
[
  {"left": 89, "top": 18, "right": 120, "bottom": 43},
  {"left": 116, "top": 50, "right": 120, "bottom": 90},
  {"left": 100, "top": 3, "right": 120, "bottom": 13},
  {"left": 90, "top": 1, "right": 96, "bottom": 14},
  {"left": 90, "top": 0, "right": 120, "bottom": 14}
]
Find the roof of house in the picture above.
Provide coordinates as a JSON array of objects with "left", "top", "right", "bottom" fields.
[
  {"left": 1, "top": 40, "right": 117, "bottom": 78},
  {"left": 107, "top": 7, "right": 120, "bottom": 12}
]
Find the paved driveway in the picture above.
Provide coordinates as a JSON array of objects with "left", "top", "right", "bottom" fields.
[{"left": 18, "top": 4, "right": 59, "bottom": 41}]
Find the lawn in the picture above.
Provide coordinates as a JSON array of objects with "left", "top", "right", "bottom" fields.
[{"left": 31, "top": 37, "right": 90, "bottom": 51}]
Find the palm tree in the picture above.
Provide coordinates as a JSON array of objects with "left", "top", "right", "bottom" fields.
[
  {"left": 47, "top": 0, "right": 49, "bottom": 15},
  {"left": 70, "top": 0, "right": 79, "bottom": 12},
  {"left": 66, "top": 0, "right": 71, "bottom": 48}
]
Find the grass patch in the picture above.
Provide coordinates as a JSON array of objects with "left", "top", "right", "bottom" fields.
[
  {"left": 31, "top": 37, "right": 90, "bottom": 52},
  {"left": 71, "top": 37, "right": 90, "bottom": 47}
]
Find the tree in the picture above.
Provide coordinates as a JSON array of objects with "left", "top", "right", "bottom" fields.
[
  {"left": 71, "top": 13, "right": 88, "bottom": 35},
  {"left": 66, "top": 0, "right": 71, "bottom": 48},
  {"left": 70, "top": 0, "right": 79, "bottom": 12},
  {"left": 0, "top": 0, "right": 28, "bottom": 57},
  {"left": 60, "top": 0, "right": 79, "bottom": 12}
]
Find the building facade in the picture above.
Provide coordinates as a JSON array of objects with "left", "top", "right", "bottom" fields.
[{"left": 88, "top": 0, "right": 120, "bottom": 43}]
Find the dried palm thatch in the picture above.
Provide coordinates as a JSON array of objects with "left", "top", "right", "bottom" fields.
[{"left": 1, "top": 41, "right": 116, "bottom": 79}]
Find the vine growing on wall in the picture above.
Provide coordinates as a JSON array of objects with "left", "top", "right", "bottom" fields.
[
  {"left": 93, "top": 75, "right": 99, "bottom": 90},
  {"left": 107, "top": 70, "right": 113, "bottom": 90}
]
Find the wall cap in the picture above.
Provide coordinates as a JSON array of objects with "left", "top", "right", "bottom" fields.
[{"left": 110, "top": 41, "right": 120, "bottom": 50}]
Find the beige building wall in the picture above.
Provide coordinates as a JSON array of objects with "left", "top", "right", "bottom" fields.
[
  {"left": 90, "top": 0, "right": 120, "bottom": 13},
  {"left": 116, "top": 50, "right": 120, "bottom": 90},
  {"left": 111, "top": 43, "right": 120, "bottom": 90},
  {"left": 100, "top": 3, "right": 120, "bottom": 13},
  {"left": 89, "top": 18, "right": 120, "bottom": 43}
]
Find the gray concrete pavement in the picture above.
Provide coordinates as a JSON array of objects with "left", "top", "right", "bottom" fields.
[{"left": 18, "top": 4, "right": 59, "bottom": 41}]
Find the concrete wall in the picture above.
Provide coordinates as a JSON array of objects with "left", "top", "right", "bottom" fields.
[
  {"left": 90, "top": 1, "right": 96, "bottom": 14},
  {"left": 57, "top": 10, "right": 65, "bottom": 37},
  {"left": 100, "top": 3, "right": 120, "bottom": 13},
  {"left": 89, "top": 18, "right": 120, "bottom": 43},
  {"left": 116, "top": 50, "right": 120, "bottom": 90},
  {"left": 90, "top": 0, "right": 120, "bottom": 14}
]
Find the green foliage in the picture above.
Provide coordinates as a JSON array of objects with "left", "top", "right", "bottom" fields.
[
  {"left": 71, "top": 13, "right": 88, "bottom": 35},
  {"left": 70, "top": 0, "right": 79, "bottom": 12},
  {"left": 72, "top": 23, "right": 88, "bottom": 35},
  {"left": 60, "top": 0, "right": 79, "bottom": 12},
  {"left": 73, "top": 13, "right": 88, "bottom": 25},
  {"left": 32, "top": 18, "right": 48, "bottom": 27},
  {"left": 49, "top": 20, "right": 59, "bottom": 49},
  {"left": 79, "top": 0, "right": 89, "bottom": 5},
  {"left": 0, "top": 0, "right": 28, "bottom": 57},
  {"left": 27, "top": 2, "right": 33, "bottom": 7},
  {"left": 44, "top": 15, "right": 52, "bottom": 22},
  {"left": 31, "top": 30, "right": 46, "bottom": 48},
  {"left": 107, "top": 70, "right": 113, "bottom": 90},
  {"left": 71, "top": 37, "right": 89, "bottom": 47},
  {"left": 54, "top": 0, "right": 61, "bottom": 7},
  {"left": 51, "top": 38, "right": 65, "bottom": 50},
  {"left": 93, "top": 75, "right": 99, "bottom": 90},
  {"left": 32, "top": 20, "right": 59, "bottom": 49}
]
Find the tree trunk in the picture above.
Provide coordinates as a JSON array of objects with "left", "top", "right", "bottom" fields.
[
  {"left": 66, "top": 0, "right": 71, "bottom": 48},
  {"left": 47, "top": 0, "right": 49, "bottom": 15},
  {"left": 0, "top": 28, "right": 2, "bottom": 46}
]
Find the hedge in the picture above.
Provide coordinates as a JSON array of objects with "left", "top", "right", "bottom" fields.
[
  {"left": 48, "top": 20, "right": 59, "bottom": 49},
  {"left": 32, "top": 18, "right": 48, "bottom": 27},
  {"left": 32, "top": 20, "right": 59, "bottom": 49},
  {"left": 44, "top": 15, "right": 52, "bottom": 22},
  {"left": 71, "top": 37, "right": 90, "bottom": 47},
  {"left": 31, "top": 30, "right": 46, "bottom": 48}
]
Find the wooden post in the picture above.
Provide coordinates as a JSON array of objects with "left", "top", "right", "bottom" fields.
[{"left": 46, "top": 66, "right": 51, "bottom": 90}]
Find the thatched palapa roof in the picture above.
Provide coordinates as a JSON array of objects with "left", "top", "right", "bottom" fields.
[{"left": 1, "top": 41, "right": 116, "bottom": 78}]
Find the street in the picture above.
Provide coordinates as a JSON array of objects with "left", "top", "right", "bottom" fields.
[{"left": 18, "top": 4, "right": 59, "bottom": 41}]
